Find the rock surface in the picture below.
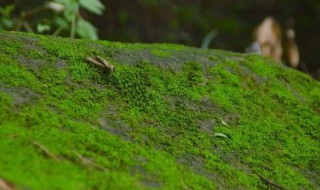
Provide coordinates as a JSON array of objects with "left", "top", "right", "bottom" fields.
[{"left": 0, "top": 31, "right": 319, "bottom": 190}]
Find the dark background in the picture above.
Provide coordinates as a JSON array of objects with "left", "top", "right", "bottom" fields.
[{"left": 1, "top": 0, "right": 320, "bottom": 78}]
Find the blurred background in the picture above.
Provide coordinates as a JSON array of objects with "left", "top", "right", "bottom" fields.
[{"left": 0, "top": 0, "right": 319, "bottom": 79}]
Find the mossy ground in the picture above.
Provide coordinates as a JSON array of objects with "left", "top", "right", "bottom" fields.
[{"left": 0, "top": 31, "right": 319, "bottom": 190}]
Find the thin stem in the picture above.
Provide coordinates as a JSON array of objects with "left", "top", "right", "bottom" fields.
[
  {"left": 53, "top": 26, "right": 63, "bottom": 36},
  {"left": 23, "top": 21, "right": 34, "bottom": 33},
  {"left": 70, "top": 13, "right": 77, "bottom": 38}
]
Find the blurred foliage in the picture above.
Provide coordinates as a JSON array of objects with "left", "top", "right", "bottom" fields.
[
  {"left": 0, "top": 0, "right": 105, "bottom": 40},
  {"left": 0, "top": 0, "right": 319, "bottom": 77},
  {"left": 94, "top": 0, "right": 320, "bottom": 77},
  {"left": 0, "top": 4, "right": 15, "bottom": 30}
]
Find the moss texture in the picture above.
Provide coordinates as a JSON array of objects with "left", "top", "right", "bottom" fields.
[{"left": 0, "top": 31, "right": 319, "bottom": 190}]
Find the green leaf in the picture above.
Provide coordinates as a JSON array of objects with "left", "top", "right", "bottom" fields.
[
  {"left": 55, "top": 0, "right": 79, "bottom": 12},
  {"left": 63, "top": 10, "right": 77, "bottom": 22},
  {"left": 56, "top": 0, "right": 79, "bottom": 22},
  {"left": 221, "top": 119, "right": 229, "bottom": 126},
  {"left": 37, "top": 23, "right": 51, "bottom": 33},
  {"left": 1, "top": 18, "right": 13, "bottom": 28},
  {"left": 54, "top": 16, "right": 69, "bottom": 29},
  {"left": 0, "top": 4, "right": 15, "bottom": 17},
  {"left": 79, "top": 0, "right": 105, "bottom": 15},
  {"left": 214, "top": 133, "right": 229, "bottom": 138},
  {"left": 76, "top": 18, "right": 98, "bottom": 40},
  {"left": 0, "top": 5, "right": 14, "bottom": 29}
]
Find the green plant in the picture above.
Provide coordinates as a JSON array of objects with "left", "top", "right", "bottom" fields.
[
  {"left": 0, "top": 0, "right": 105, "bottom": 40},
  {"left": 0, "top": 4, "right": 15, "bottom": 30}
]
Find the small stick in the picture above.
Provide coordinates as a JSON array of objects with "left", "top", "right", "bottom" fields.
[
  {"left": 32, "top": 141, "right": 59, "bottom": 161},
  {"left": 74, "top": 151, "right": 107, "bottom": 171},
  {"left": 258, "top": 174, "right": 288, "bottom": 190},
  {"left": 22, "top": 22, "right": 34, "bottom": 33},
  {"left": 96, "top": 56, "right": 115, "bottom": 72},
  {"left": 70, "top": 14, "right": 76, "bottom": 39},
  {"left": 85, "top": 56, "right": 105, "bottom": 68},
  {"left": 85, "top": 56, "right": 114, "bottom": 72}
]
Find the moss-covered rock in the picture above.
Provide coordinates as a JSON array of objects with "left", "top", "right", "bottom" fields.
[{"left": 0, "top": 31, "right": 319, "bottom": 190}]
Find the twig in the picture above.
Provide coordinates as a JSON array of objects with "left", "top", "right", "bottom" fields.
[
  {"left": 53, "top": 26, "right": 63, "bottom": 36},
  {"left": 70, "top": 14, "right": 77, "bottom": 39},
  {"left": 32, "top": 140, "right": 59, "bottom": 161},
  {"left": 22, "top": 22, "right": 34, "bottom": 33},
  {"left": 201, "top": 29, "right": 218, "bottom": 49},
  {"left": 258, "top": 174, "right": 288, "bottom": 190},
  {"left": 15, "top": 4, "right": 51, "bottom": 31},
  {"left": 13, "top": 2, "right": 65, "bottom": 33},
  {"left": 20, "top": 5, "right": 48, "bottom": 20},
  {"left": 85, "top": 56, "right": 105, "bottom": 68},
  {"left": 74, "top": 151, "right": 107, "bottom": 171},
  {"left": 96, "top": 56, "right": 115, "bottom": 72},
  {"left": 85, "top": 56, "right": 115, "bottom": 72}
]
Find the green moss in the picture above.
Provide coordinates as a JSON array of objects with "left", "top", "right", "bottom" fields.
[
  {"left": 150, "top": 49, "right": 172, "bottom": 58},
  {"left": 0, "top": 31, "right": 320, "bottom": 190},
  {"left": 0, "top": 33, "right": 23, "bottom": 55}
]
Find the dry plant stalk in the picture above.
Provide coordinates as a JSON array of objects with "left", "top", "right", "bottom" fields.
[
  {"left": 32, "top": 140, "right": 59, "bottom": 161},
  {"left": 74, "top": 151, "right": 107, "bottom": 171},
  {"left": 258, "top": 174, "right": 289, "bottom": 190},
  {"left": 85, "top": 56, "right": 115, "bottom": 72}
]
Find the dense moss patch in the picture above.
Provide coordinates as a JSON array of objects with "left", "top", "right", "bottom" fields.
[{"left": 0, "top": 31, "right": 319, "bottom": 190}]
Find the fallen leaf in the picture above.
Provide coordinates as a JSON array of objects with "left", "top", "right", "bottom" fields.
[
  {"left": 221, "top": 119, "right": 228, "bottom": 126},
  {"left": 214, "top": 133, "right": 228, "bottom": 138}
]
